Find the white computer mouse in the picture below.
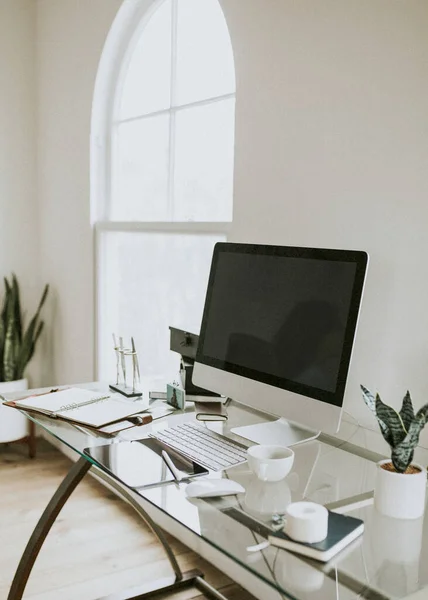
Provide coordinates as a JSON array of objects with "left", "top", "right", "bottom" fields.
[{"left": 185, "top": 478, "right": 245, "bottom": 498}]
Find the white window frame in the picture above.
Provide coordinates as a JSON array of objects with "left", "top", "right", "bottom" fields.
[{"left": 91, "top": 0, "right": 235, "bottom": 379}]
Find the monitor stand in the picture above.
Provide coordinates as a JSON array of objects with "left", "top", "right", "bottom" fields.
[{"left": 231, "top": 418, "right": 320, "bottom": 447}]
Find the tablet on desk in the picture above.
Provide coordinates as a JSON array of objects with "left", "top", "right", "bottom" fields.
[{"left": 84, "top": 438, "right": 208, "bottom": 489}]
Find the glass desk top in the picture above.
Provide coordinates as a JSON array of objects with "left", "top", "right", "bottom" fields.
[{"left": 6, "top": 382, "right": 428, "bottom": 600}]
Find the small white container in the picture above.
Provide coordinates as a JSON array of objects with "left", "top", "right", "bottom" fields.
[
  {"left": 284, "top": 501, "right": 329, "bottom": 543},
  {"left": 375, "top": 459, "right": 427, "bottom": 520}
]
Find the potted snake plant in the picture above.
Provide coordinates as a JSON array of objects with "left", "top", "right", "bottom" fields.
[
  {"left": 0, "top": 275, "right": 49, "bottom": 443},
  {"left": 361, "top": 385, "right": 428, "bottom": 519}
]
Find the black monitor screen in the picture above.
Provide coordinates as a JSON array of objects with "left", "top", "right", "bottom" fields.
[{"left": 197, "top": 244, "right": 368, "bottom": 407}]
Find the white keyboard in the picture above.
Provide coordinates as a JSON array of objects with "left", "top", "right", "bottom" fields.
[{"left": 149, "top": 422, "right": 248, "bottom": 471}]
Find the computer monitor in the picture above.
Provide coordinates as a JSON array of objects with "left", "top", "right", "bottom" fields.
[{"left": 192, "top": 243, "right": 368, "bottom": 446}]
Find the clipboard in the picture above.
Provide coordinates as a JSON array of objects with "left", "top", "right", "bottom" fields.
[{"left": 4, "top": 387, "right": 150, "bottom": 429}]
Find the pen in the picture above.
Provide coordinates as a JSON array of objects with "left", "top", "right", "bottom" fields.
[
  {"left": 131, "top": 337, "right": 140, "bottom": 378},
  {"left": 119, "top": 336, "right": 127, "bottom": 387},
  {"left": 161, "top": 450, "right": 183, "bottom": 482}
]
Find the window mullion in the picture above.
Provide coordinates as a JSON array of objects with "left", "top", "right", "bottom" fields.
[
  {"left": 168, "top": 115, "right": 176, "bottom": 222},
  {"left": 107, "top": 122, "right": 119, "bottom": 221},
  {"left": 167, "top": 0, "right": 179, "bottom": 222}
]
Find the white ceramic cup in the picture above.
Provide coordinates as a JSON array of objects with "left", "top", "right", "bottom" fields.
[{"left": 247, "top": 445, "right": 294, "bottom": 482}]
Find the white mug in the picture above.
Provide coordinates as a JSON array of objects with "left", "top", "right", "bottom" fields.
[{"left": 247, "top": 445, "right": 294, "bottom": 482}]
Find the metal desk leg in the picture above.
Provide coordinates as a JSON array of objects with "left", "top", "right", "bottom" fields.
[
  {"left": 97, "top": 574, "right": 232, "bottom": 600},
  {"left": 7, "top": 458, "right": 225, "bottom": 600},
  {"left": 93, "top": 467, "right": 184, "bottom": 581},
  {"left": 7, "top": 456, "right": 91, "bottom": 600},
  {"left": 28, "top": 421, "right": 37, "bottom": 458},
  {"left": 93, "top": 467, "right": 208, "bottom": 600}
]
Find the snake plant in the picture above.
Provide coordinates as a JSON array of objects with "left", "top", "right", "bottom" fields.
[
  {"left": 0, "top": 274, "right": 49, "bottom": 382},
  {"left": 361, "top": 385, "right": 428, "bottom": 473}
]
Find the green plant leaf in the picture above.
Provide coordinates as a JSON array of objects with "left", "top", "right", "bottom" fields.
[
  {"left": 3, "top": 276, "right": 11, "bottom": 299},
  {"left": 11, "top": 274, "right": 22, "bottom": 344},
  {"left": 360, "top": 385, "right": 390, "bottom": 441},
  {"left": 1, "top": 278, "right": 9, "bottom": 324},
  {"left": 399, "top": 391, "right": 414, "bottom": 432},
  {"left": 16, "top": 321, "right": 44, "bottom": 379},
  {"left": 375, "top": 394, "right": 407, "bottom": 447},
  {"left": 16, "top": 317, "right": 38, "bottom": 378},
  {"left": 392, "top": 417, "right": 423, "bottom": 472},
  {"left": 3, "top": 311, "right": 18, "bottom": 381},
  {"left": 0, "top": 321, "right": 4, "bottom": 380},
  {"left": 32, "top": 320, "right": 44, "bottom": 349},
  {"left": 415, "top": 401, "right": 428, "bottom": 423},
  {"left": 391, "top": 443, "right": 414, "bottom": 473},
  {"left": 4, "top": 280, "right": 21, "bottom": 381},
  {"left": 360, "top": 385, "right": 376, "bottom": 412},
  {"left": 0, "top": 303, "right": 5, "bottom": 381},
  {"left": 36, "top": 284, "right": 49, "bottom": 314},
  {"left": 0, "top": 278, "right": 11, "bottom": 382},
  {"left": 28, "top": 320, "right": 44, "bottom": 364},
  {"left": 390, "top": 402, "right": 428, "bottom": 472},
  {"left": 1, "top": 276, "right": 49, "bottom": 382}
]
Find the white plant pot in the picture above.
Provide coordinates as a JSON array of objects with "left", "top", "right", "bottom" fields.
[
  {"left": 0, "top": 378, "right": 29, "bottom": 443},
  {"left": 374, "top": 459, "right": 427, "bottom": 519}
]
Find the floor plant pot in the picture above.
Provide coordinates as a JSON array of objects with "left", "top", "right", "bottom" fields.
[
  {"left": 0, "top": 378, "right": 29, "bottom": 443},
  {"left": 374, "top": 459, "right": 427, "bottom": 519}
]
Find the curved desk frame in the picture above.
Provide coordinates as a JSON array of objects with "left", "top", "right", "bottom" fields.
[{"left": 7, "top": 456, "right": 229, "bottom": 600}]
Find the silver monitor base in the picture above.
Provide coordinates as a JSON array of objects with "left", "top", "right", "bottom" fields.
[{"left": 231, "top": 417, "right": 320, "bottom": 447}]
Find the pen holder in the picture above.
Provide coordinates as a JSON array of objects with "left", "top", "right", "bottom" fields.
[{"left": 111, "top": 335, "right": 142, "bottom": 398}]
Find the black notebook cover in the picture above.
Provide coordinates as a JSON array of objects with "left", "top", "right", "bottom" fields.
[{"left": 269, "top": 510, "right": 364, "bottom": 562}]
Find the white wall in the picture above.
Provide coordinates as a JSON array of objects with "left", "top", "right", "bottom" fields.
[
  {"left": 222, "top": 0, "right": 428, "bottom": 436},
  {"left": 34, "top": 0, "right": 428, "bottom": 442},
  {"left": 0, "top": 0, "right": 42, "bottom": 385},
  {"left": 36, "top": 0, "right": 122, "bottom": 385}
]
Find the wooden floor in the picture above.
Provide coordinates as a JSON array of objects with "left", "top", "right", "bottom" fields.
[{"left": 0, "top": 440, "right": 256, "bottom": 600}]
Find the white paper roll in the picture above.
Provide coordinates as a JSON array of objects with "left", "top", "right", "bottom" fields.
[{"left": 284, "top": 501, "right": 328, "bottom": 543}]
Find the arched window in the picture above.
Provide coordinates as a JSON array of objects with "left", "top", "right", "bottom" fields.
[{"left": 94, "top": 0, "right": 235, "bottom": 381}]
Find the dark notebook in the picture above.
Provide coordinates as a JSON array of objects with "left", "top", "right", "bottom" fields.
[{"left": 268, "top": 510, "right": 364, "bottom": 562}]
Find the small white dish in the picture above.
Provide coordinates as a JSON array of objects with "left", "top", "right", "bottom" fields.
[{"left": 247, "top": 445, "right": 294, "bottom": 482}]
